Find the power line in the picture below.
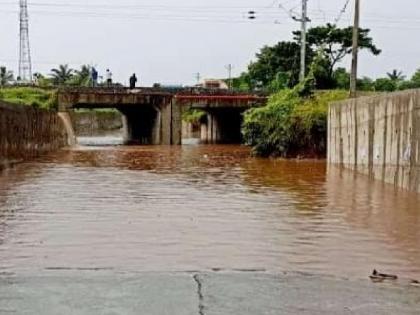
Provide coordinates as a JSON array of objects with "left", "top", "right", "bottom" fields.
[
  {"left": 334, "top": 0, "right": 351, "bottom": 25},
  {"left": 0, "top": 3, "right": 419, "bottom": 28},
  {"left": 0, "top": 3, "right": 417, "bottom": 24},
  {"left": 0, "top": 1, "right": 296, "bottom": 11}
]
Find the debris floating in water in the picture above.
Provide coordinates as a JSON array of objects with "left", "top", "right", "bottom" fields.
[{"left": 369, "top": 269, "right": 398, "bottom": 282}]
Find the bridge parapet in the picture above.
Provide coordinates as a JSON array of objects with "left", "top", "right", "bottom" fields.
[
  {"left": 174, "top": 88, "right": 267, "bottom": 109},
  {"left": 58, "top": 88, "right": 173, "bottom": 111},
  {"left": 58, "top": 87, "right": 267, "bottom": 110}
]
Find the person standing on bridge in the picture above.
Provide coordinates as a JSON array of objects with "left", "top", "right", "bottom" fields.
[
  {"left": 91, "top": 67, "right": 98, "bottom": 87},
  {"left": 129, "top": 73, "right": 137, "bottom": 89},
  {"left": 106, "top": 69, "right": 113, "bottom": 87}
]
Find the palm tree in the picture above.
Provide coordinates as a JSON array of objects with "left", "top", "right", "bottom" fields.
[
  {"left": 50, "top": 64, "right": 74, "bottom": 85},
  {"left": 0, "top": 66, "right": 14, "bottom": 86},
  {"left": 73, "top": 65, "right": 91, "bottom": 86},
  {"left": 387, "top": 69, "right": 405, "bottom": 82}
]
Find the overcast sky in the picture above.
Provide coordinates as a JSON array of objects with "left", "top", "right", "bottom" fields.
[{"left": 0, "top": 0, "right": 419, "bottom": 86}]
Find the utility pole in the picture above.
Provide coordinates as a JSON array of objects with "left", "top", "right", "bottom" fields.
[
  {"left": 350, "top": 0, "right": 360, "bottom": 98},
  {"left": 293, "top": 0, "right": 309, "bottom": 82},
  {"left": 18, "top": 0, "right": 32, "bottom": 83},
  {"left": 225, "top": 64, "right": 234, "bottom": 90},
  {"left": 194, "top": 72, "right": 201, "bottom": 86}
]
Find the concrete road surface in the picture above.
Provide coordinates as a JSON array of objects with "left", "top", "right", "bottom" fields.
[{"left": 0, "top": 272, "right": 419, "bottom": 314}]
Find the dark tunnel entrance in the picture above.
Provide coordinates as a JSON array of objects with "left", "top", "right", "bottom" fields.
[{"left": 119, "top": 106, "right": 160, "bottom": 145}]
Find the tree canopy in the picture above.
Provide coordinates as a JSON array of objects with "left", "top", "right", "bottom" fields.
[
  {"left": 247, "top": 41, "right": 309, "bottom": 88},
  {"left": 242, "top": 24, "right": 381, "bottom": 91},
  {"left": 294, "top": 24, "right": 380, "bottom": 77},
  {"left": 0, "top": 66, "right": 14, "bottom": 87},
  {"left": 50, "top": 64, "right": 74, "bottom": 85}
]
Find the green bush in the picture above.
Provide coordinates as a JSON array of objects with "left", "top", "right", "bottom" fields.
[
  {"left": 182, "top": 109, "right": 206, "bottom": 124},
  {"left": 242, "top": 89, "right": 348, "bottom": 158},
  {"left": 0, "top": 87, "right": 58, "bottom": 110}
]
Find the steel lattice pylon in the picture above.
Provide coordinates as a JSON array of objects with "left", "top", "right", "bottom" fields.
[{"left": 19, "top": 0, "right": 32, "bottom": 82}]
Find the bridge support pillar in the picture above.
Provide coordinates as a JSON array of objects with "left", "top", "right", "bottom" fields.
[{"left": 161, "top": 99, "right": 182, "bottom": 145}]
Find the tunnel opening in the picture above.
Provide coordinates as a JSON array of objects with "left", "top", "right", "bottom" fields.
[
  {"left": 119, "top": 106, "right": 160, "bottom": 145},
  {"left": 201, "top": 108, "right": 244, "bottom": 144}
]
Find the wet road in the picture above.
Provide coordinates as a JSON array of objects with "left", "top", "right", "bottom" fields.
[{"left": 0, "top": 140, "right": 419, "bottom": 313}]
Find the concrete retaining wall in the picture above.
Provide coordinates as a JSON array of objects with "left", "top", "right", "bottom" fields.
[
  {"left": 0, "top": 102, "right": 69, "bottom": 166},
  {"left": 69, "top": 111, "right": 123, "bottom": 136},
  {"left": 328, "top": 89, "right": 420, "bottom": 193}
]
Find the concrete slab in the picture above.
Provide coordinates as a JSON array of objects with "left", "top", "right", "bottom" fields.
[
  {"left": 0, "top": 273, "right": 198, "bottom": 315},
  {"left": 199, "top": 272, "right": 420, "bottom": 315},
  {"left": 0, "top": 272, "right": 419, "bottom": 314}
]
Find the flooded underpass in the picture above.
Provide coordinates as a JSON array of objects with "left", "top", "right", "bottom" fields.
[{"left": 1, "top": 140, "right": 419, "bottom": 314}]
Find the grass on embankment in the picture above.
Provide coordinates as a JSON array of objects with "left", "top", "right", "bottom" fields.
[
  {"left": 0, "top": 87, "right": 58, "bottom": 110},
  {"left": 242, "top": 89, "right": 349, "bottom": 158}
]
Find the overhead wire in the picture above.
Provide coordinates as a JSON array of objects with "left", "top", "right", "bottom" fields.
[
  {"left": 333, "top": 0, "right": 351, "bottom": 25},
  {"left": 0, "top": 1, "right": 419, "bottom": 29}
]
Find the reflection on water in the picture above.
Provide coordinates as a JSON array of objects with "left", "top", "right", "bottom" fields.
[{"left": 0, "top": 140, "right": 419, "bottom": 279}]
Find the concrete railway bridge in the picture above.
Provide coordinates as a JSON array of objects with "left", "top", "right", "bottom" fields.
[{"left": 58, "top": 88, "right": 267, "bottom": 145}]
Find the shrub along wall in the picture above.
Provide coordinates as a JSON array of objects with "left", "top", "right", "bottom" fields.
[
  {"left": 242, "top": 89, "right": 348, "bottom": 158},
  {"left": 0, "top": 101, "right": 68, "bottom": 166}
]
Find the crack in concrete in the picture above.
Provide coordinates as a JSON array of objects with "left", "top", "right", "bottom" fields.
[{"left": 193, "top": 274, "right": 205, "bottom": 315}]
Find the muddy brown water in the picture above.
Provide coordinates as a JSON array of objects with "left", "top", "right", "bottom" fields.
[{"left": 0, "top": 139, "right": 419, "bottom": 280}]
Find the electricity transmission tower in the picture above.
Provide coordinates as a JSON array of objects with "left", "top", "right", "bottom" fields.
[{"left": 19, "top": 0, "right": 32, "bottom": 82}]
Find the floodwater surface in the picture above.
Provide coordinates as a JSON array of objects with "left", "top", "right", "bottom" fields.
[{"left": 0, "top": 140, "right": 419, "bottom": 280}]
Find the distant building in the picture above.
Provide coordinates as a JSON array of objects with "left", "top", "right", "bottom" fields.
[{"left": 196, "top": 79, "right": 228, "bottom": 90}]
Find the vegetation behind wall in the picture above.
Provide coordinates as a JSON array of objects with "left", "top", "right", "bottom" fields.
[{"left": 0, "top": 87, "right": 58, "bottom": 110}]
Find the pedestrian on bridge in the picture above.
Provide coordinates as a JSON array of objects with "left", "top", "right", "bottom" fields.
[
  {"left": 129, "top": 73, "right": 137, "bottom": 89},
  {"left": 91, "top": 67, "right": 98, "bottom": 87},
  {"left": 106, "top": 69, "right": 113, "bottom": 87}
]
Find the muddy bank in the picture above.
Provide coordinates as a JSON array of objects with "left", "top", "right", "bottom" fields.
[
  {"left": 0, "top": 102, "right": 69, "bottom": 167},
  {"left": 70, "top": 110, "right": 123, "bottom": 136}
]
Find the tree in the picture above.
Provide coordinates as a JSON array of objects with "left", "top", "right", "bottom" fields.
[
  {"left": 0, "top": 66, "right": 14, "bottom": 86},
  {"left": 411, "top": 68, "right": 420, "bottom": 86},
  {"left": 240, "top": 24, "right": 380, "bottom": 91},
  {"left": 50, "top": 64, "right": 74, "bottom": 85},
  {"left": 374, "top": 78, "right": 397, "bottom": 92},
  {"left": 333, "top": 67, "right": 350, "bottom": 89},
  {"left": 387, "top": 69, "right": 405, "bottom": 82},
  {"left": 247, "top": 41, "right": 312, "bottom": 88},
  {"left": 357, "top": 76, "right": 375, "bottom": 91},
  {"left": 231, "top": 73, "right": 253, "bottom": 91},
  {"left": 71, "top": 65, "right": 91, "bottom": 86},
  {"left": 397, "top": 69, "right": 420, "bottom": 90},
  {"left": 294, "top": 24, "right": 381, "bottom": 80},
  {"left": 33, "top": 72, "right": 54, "bottom": 87}
]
